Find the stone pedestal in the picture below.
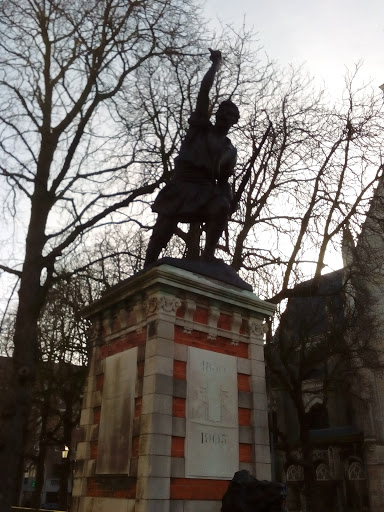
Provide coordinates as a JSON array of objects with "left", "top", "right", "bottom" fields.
[{"left": 71, "top": 263, "right": 275, "bottom": 512}]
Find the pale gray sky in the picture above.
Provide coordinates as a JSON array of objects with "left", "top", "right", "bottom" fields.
[{"left": 204, "top": 0, "right": 384, "bottom": 96}]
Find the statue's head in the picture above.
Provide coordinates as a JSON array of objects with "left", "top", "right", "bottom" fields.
[{"left": 215, "top": 99, "right": 240, "bottom": 130}]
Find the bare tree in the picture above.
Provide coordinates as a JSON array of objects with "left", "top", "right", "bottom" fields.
[
  {"left": 30, "top": 277, "right": 89, "bottom": 509},
  {"left": 0, "top": 0, "right": 209, "bottom": 506},
  {"left": 122, "top": 42, "right": 384, "bottom": 305},
  {"left": 225, "top": 65, "right": 384, "bottom": 302}
]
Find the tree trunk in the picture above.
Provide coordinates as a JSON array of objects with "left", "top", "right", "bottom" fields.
[
  {"left": 58, "top": 394, "right": 75, "bottom": 511},
  {"left": 301, "top": 436, "right": 315, "bottom": 512},
  {"left": 0, "top": 197, "right": 48, "bottom": 510},
  {"left": 58, "top": 457, "right": 70, "bottom": 511},
  {"left": 32, "top": 440, "right": 47, "bottom": 510},
  {"left": 0, "top": 278, "right": 42, "bottom": 510}
]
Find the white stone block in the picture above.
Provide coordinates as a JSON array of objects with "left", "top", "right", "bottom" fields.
[
  {"left": 136, "top": 499, "right": 171, "bottom": 512},
  {"left": 78, "top": 497, "right": 135, "bottom": 512},
  {"left": 137, "top": 454, "right": 171, "bottom": 477},
  {"left": 253, "top": 426, "right": 270, "bottom": 445},
  {"left": 72, "top": 478, "right": 88, "bottom": 497},
  {"left": 172, "top": 417, "right": 186, "bottom": 437},
  {"left": 174, "top": 343, "right": 188, "bottom": 362},
  {"left": 254, "top": 444, "right": 271, "bottom": 464},
  {"left": 80, "top": 459, "right": 96, "bottom": 478},
  {"left": 238, "top": 392, "right": 252, "bottom": 408},
  {"left": 171, "top": 457, "right": 185, "bottom": 478},
  {"left": 145, "top": 355, "right": 173, "bottom": 377},
  {"left": 143, "top": 374, "right": 173, "bottom": 397},
  {"left": 239, "top": 426, "right": 253, "bottom": 444},
  {"left": 250, "top": 359, "right": 266, "bottom": 378},
  {"left": 237, "top": 358, "right": 251, "bottom": 375},
  {"left": 255, "top": 462, "right": 271, "bottom": 481},
  {"left": 139, "top": 433, "right": 172, "bottom": 456},
  {"left": 239, "top": 462, "right": 255, "bottom": 475},
  {"left": 184, "top": 501, "right": 221, "bottom": 512},
  {"left": 145, "top": 337, "right": 175, "bottom": 359},
  {"left": 252, "top": 393, "right": 268, "bottom": 411},
  {"left": 76, "top": 442, "right": 90, "bottom": 460},
  {"left": 251, "top": 376, "right": 267, "bottom": 395},
  {"left": 140, "top": 413, "right": 173, "bottom": 435},
  {"left": 156, "top": 319, "right": 176, "bottom": 339},
  {"left": 136, "top": 476, "right": 170, "bottom": 499},
  {"left": 249, "top": 344, "right": 264, "bottom": 362},
  {"left": 80, "top": 408, "right": 94, "bottom": 426},
  {"left": 170, "top": 500, "right": 184, "bottom": 512},
  {"left": 92, "top": 390, "right": 102, "bottom": 407},
  {"left": 142, "top": 393, "right": 173, "bottom": 415},
  {"left": 252, "top": 409, "right": 269, "bottom": 429}
]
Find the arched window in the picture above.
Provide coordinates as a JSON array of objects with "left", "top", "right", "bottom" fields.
[
  {"left": 316, "top": 463, "right": 331, "bottom": 480},
  {"left": 348, "top": 461, "right": 365, "bottom": 480},
  {"left": 286, "top": 464, "right": 304, "bottom": 481}
]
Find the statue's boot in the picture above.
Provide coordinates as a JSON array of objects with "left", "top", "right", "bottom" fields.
[
  {"left": 202, "top": 217, "right": 227, "bottom": 262},
  {"left": 144, "top": 215, "right": 177, "bottom": 267}
]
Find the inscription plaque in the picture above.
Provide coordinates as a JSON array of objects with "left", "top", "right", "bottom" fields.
[
  {"left": 96, "top": 347, "right": 138, "bottom": 474},
  {"left": 186, "top": 347, "right": 239, "bottom": 478}
]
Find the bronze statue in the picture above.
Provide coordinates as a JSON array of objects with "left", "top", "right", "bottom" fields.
[{"left": 144, "top": 49, "right": 239, "bottom": 267}]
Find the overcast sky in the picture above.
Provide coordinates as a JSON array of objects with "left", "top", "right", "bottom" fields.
[{"left": 203, "top": 0, "right": 384, "bottom": 97}]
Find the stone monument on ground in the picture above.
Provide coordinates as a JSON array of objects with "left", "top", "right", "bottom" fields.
[
  {"left": 71, "top": 263, "right": 275, "bottom": 512},
  {"left": 70, "top": 49, "right": 276, "bottom": 512}
]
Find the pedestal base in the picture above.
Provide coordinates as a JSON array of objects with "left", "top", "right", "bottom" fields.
[{"left": 71, "top": 263, "right": 275, "bottom": 512}]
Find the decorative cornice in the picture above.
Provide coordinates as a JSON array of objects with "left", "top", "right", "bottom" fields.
[{"left": 82, "top": 264, "right": 276, "bottom": 319}]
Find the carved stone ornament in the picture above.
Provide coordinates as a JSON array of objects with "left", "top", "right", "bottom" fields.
[
  {"left": 207, "top": 305, "right": 220, "bottom": 340},
  {"left": 143, "top": 295, "right": 181, "bottom": 316},
  {"left": 143, "top": 297, "right": 158, "bottom": 315},
  {"left": 117, "top": 306, "right": 129, "bottom": 329},
  {"left": 160, "top": 295, "right": 182, "bottom": 313},
  {"left": 249, "top": 319, "right": 268, "bottom": 337},
  {"left": 231, "top": 312, "right": 242, "bottom": 335},
  {"left": 183, "top": 299, "right": 196, "bottom": 334}
]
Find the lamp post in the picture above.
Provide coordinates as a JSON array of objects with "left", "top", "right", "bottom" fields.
[
  {"left": 62, "top": 446, "right": 69, "bottom": 460},
  {"left": 59, "top": 445, "right": 70, "bottom": 510}
]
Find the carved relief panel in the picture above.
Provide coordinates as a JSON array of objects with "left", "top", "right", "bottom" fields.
[{"left": 186, "top": 347, "right": 239, "bottom": 478}]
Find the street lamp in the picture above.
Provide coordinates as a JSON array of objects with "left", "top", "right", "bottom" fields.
[
  {"left": 62, "top": 445, "right": 69, "bottom": 460},
  {"left": 59, "top": 446, "right": 70, "bottom": 510}
]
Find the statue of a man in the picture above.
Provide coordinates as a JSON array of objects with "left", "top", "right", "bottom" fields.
[{"left": 144, "top": 49, "right": 239, "bottom": 267}]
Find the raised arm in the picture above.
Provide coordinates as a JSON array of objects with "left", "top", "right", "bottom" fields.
[{"left": 194, "top": 49, "right": 222, "bottom": 118}]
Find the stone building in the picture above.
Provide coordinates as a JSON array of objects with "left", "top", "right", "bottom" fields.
[
  {"left": 270, "top": 180, "right": 384, "bottom": 511},
  {"left": 269, "top": 270, "right": 369, "bottom": 511},
  {"left": 343, "top": 179, "right": 384, "bottom": 511}
]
